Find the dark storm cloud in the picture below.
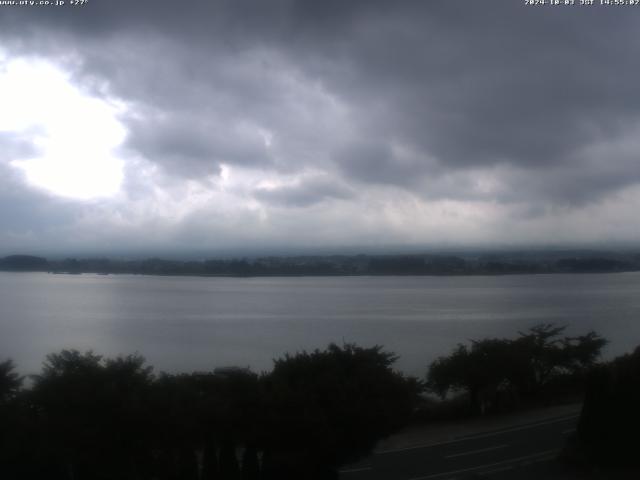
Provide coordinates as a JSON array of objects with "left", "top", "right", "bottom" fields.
[
  {"left": 304, "top": 2, "right": 640, "bottom": 186},
  {"left": 0, "top": 163, "right": 78, "bottom": 239},
  {"left": 0, "top": 134, "right": 64, "bottom": 237},
  {"left": 125, "top": 112, "right": 273, "bottom": 178},
  {"left": 1, "top": 0, "right": 640, "bottom": 244},
  {"left": 253, "top": 176, "right": 354, "bottom": 208}
]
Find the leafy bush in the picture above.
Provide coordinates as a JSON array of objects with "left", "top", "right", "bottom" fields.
[{"left": 426, "top": 324, "right": 607, "bottom": 414}]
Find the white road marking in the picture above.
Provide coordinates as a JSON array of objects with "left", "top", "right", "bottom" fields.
[
  {"left": 407, "top": 449, "right": 558, "bottom": 480},
  {"left": 562, "top": 428, "right": 576, "bottom": 435},
  {"left": 444, "top": 444, "right": 508, "bottom": 459},
  {"left": 377, "top": 415, "right": 578, "bottom": 454}
]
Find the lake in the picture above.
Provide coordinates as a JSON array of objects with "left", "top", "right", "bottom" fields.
[{"left": 2, "top": 271, "right": 640, "bottom": 377}]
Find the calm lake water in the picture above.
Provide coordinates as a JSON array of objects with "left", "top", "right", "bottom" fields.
[{"left": 2, "top": 271, "right": 640, "bottom": 376}]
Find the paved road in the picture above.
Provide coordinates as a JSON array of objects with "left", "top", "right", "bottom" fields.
[{"left": 340, "top": 414, "right": 578, "bottom": 480}]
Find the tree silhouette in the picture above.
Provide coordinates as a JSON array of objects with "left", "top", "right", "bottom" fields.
[
  {"left": 0, "top": 359, "right": 27, "bottom": 479},
  {"left": 261, "top": 343, "right": 422, "bottom": 479},
  {"left": 30, "top": 350, "right": 156, "bottom": 479},
  {"left": 577, "top": 346, "right": 640, "bottom": 467},
  {"left": 11, "top": 339, "right": 592, "bottom": 478},
  {"left": 514, "top": 324, "right": 607, "bottom": 395},
  {"left": 0, "top": 359, "right": 22, "bottom": 404},
  {"left": 427, "top": 339, "right": 523, "bottom": 414},
  {"left": 427, "top": 324, "right": 607, "bottom": 414}
]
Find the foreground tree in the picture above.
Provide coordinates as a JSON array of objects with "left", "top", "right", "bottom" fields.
[
  {"left": 577, "top": 346, "right": 640, "bottom": 467},
  {"left": 0, "top": 359, "right": 26, "bottom": 479},
  {"left": 427, "top": 338, "right": 530, "bottom": 414},
  {"left": 427, "top": 324, "right": 607, "bottom": 414},
  {"left": 31, "top": 350, "right": 155, "bottom": 480},
  {"left": 0, "top": 359, "right": 22, "bottom": 404},
  {"left": 0, "top": 343, "right": 424, "bottom": 479},
  {"left": 512, "top": 324, "right": 608, "bottom": 397},
  {"left": 148, "top": 368, "right": 262, "bottom": 480},
  {"left": 261, "top": 343, "right": 422, "bottom": 479}
]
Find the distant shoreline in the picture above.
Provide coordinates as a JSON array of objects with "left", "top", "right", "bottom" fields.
[
  {"left": 1, "top": 251, "right": 639, "bottom": 278},
  {"left": 42, "top": 270, "right": 640, "bottom": 278}
]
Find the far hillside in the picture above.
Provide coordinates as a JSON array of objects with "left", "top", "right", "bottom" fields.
[{"left": 1, "top": 250, "right": 639, "bottom": 277}]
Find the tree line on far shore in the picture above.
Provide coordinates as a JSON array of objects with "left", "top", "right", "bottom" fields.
[
  {"left": 1, "top": 324, "right": 638, "bottom": 479},
  {"left": 2, "top": 252, "right": 639, "bottom": 277}
]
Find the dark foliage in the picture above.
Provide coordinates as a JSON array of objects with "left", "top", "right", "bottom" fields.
[
  {"left": 426, "top": 324, "right": 607, "bottom": 414},
  {"left": 577, "top": 346, "right": 640, "bottom": 467},
  {"left": 3, "top": 251, "right": 639, "bottom": 277},
  {"left": 0, "top": 359, "right": 22, "bottom": 403},
  {"left": 262, "top": 344, "right": 422, "bottom": 478},
  {"left": 0, "top": 255, "right": 48, "bottom": 271},
  {"left": 28, "top": 351, "right": 155, "bottom": 479},
  {"left": 0, "top": 344, "right": 421, "bottom": 480},
  {"left": 555, "top": 258, "right": 629, "bottom": 273}
]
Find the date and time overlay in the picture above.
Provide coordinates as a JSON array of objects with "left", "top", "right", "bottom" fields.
[
  {"left": 526, "top": 0, "right": 640, "bottom": 6},
  {"left": 1, "top": 0, "right": 640, "bottom": 9}
]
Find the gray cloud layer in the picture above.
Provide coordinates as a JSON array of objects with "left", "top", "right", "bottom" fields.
[{"left": 1, "top": 1, "right": 640, "bottom": 252}]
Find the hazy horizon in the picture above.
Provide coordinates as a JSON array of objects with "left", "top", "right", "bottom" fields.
[{"left": 3, "top": 243, "right": 640, "bottom": 262}]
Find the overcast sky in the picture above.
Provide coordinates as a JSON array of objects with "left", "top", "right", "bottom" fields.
[{"left": 1, "top": 0, "right": 639, "bottom": 256}]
